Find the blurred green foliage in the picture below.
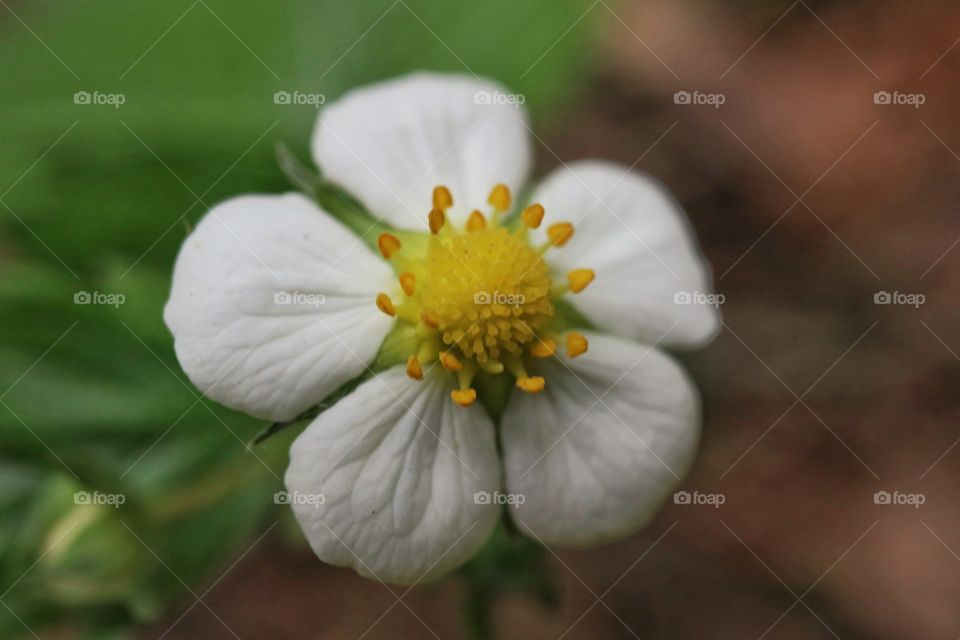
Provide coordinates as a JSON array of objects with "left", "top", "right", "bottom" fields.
[{"left": 0, "top": 0, "right": 597, "bottom": 637}]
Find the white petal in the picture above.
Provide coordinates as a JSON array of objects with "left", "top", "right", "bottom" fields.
[
  {"left": 284, "top": 366, "right": 501, "bottom": 584},
  {"left": 531, "top": 161, "right": 720, "bottom": 348},
  {"left": 501, "top": 332, "right": 699, "bottom": 546},
  {"left": 164, "top": 193, "right": 395, "bottom": 422},
  {"left": 312, "top": 72, "right": 531, "bottom": 230}
]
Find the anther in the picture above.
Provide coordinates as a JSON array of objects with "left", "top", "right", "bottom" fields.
[
  {"left": 567, "top": 269, "right": 595, "bottom": 293},
  {"left": 432, "top": 185, "right": 453, "bottom": 210},
  {"left": 439, "top": 351, "right": 463, "bottom": 371},
  {"left": 566, "top": 331, "right": 588, "bottom": 358},
  {"left": 516, "top": 376, "right": 546, "bottom": 393},
  {"left": 466, "top": 210, "right": 487, "bottom": 232},
  {"left": 451, "top": 388, "right": 477, "bottom": 406},
  {"left": 376, "top": 293, "right": 396, "bottom": 317},
  {"left": 488, "top": 184, "right": 511, "bottom": 212},
  {"left": 428, "top": 208, "right": 446, "bottom": 234},
  {"left": 399, "top": 272, "right": 416, "bottom": 296},
  {"left": 529, "top": 337, "right": 556, "bottom": 357},
  {"left": 420, "top": 310, "right": 440, "bottom": 328},
  {"left": 521, "top": 204, "right": 545, "bottom": 229},
  {"left": 406, "top": 355, "right": 423, "bottom": 380},
  {"left": 378, "top": 233, "right": 402, "bottom": 259},
  {"left": 546, "top": 222, "right": 574, "bottom": 247}
]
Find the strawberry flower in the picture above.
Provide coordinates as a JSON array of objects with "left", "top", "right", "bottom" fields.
[{"left": 165, "top": 72, "right": 719, "bottom": 584}]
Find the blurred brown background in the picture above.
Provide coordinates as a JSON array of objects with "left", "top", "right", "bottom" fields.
[{"left": 141, "top": 0, "right": 960, "bottom": 638}]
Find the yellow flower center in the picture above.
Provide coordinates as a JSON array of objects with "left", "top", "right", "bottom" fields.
[
  {"left": 375, "top": 184, "right": 596, "bottom": 407},
  {"left": 420, "top": 226, "right": 553, "bottom": 363}
]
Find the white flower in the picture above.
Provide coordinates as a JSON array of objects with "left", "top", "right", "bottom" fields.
[{"left": 164, "top": 72, "right": 720, "bottom": 585}]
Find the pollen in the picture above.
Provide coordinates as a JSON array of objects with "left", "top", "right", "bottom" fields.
[
  {"left": 488, "top": 183, "right": 511, "bottom": 212},
  {"left": 399, "top": 272, "right": 416, "bottom": 296},
  {"left": 419, "top": 226, "right": 553, "bottom": 363},
  {"left": 376, "top": 293, "right": 396, "bottom": 317},
  {"left": 378, "top": 233, "right": 402, "bottom": 259},
  {"left": 433, "top": 185, "right": 453, "bottom": 210},
  {"left": 406, "top": 355, "right": 423, "bottom": 380},
  {"left": 466, "top": 210, "right": 486, "bottom": 231},
  {"left": 439, "top": 351, "right": 463, "bottom": 371},
  {"left": 521, "top": 204, "right": 545, "bottom": 229},
  {"left": 566, "top": 331, "right": 588, "bottom": 358},
  {"left": 516, "top": 376, "right": 545, "bottom": 393},
  {"left": 428, "top": 208, "right": 446, "bottom": 234},
  {"left": 546, "top": 222, "right": 574, "bottom": 247},
  {"left": 529, "top": 337, "right": 556, "bottom": 357},
  {"left": 374, "top": 185, "right": 597, "bottom": 408},
  {"left": 567, "top": 269, "right": 595, "bottom": 293},
  {"left": 451, "top": 388, "right": 477, "bottom": 406}
]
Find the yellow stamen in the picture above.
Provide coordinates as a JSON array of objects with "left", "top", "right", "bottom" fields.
[
  {"left": 420, "top": 310, "right": 440, "bottom": 329},
  {"left": 432, "top": 185, "right": 453, "bottom": 210},
  {"left": 567, "top": 269, "right": 595, "bottom": 293},
  {"left": 406, "top": 355, "right": 423, "bottom": 380},
  {"left": 529, "top": 337, "right": 556, "bottom": 358},
  {"left": 451, "top": 388, "right": 477, "bottom": 406},
  {"left": 417, "top": 341, "right": 439, "bottom": 363},
  {"left": 428, "top": 208, "right": 446, "bottom": 234},
  {"left": 376, "top": 293, "right": 396, "bottom": 317},
  {"left": 439, "top": 351, "right": 463, "bottom": 372},
  {"left": 488, "top": 183, "right": 511, "bottom": 212},
  {"left": 378, "top": 233, "right": 402, "bottom": 259},
  {"left": 521, "top": 204, "right": 545, "bottom": 229},
  {"left": 516, "top": 376, "right": 545, "bottom": 393},
  {"left": 505, "top": 355, "right": 545, "bottom": 393},
  {"left": 399, "top": 272, "right": 416, "bottom": 296},
  {"left": 566, "top": 331, "right": 588, "bottom": 358},
  {"left": 546, "top": 222, "right": 574, "bottom": 247},
  {"left": 466, "top": 210, "right": 487, "bottom": 232}
]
